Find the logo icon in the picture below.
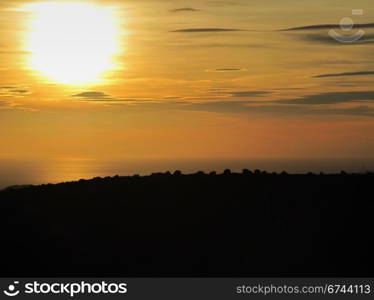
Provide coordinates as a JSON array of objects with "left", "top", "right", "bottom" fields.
[
  {"left": 329, "top": 9, "right": 365, "bottom": 43},
  {"left": 3, "top": 282, "right": 20, "bottom": 297}
]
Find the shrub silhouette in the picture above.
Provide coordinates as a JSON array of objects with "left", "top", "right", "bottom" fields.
[
  {"left": 242, "top": 169, "right": 253, "bottom": 175},
  {"left": 223, "top": 169, "right": 232, "bottom": 175}
]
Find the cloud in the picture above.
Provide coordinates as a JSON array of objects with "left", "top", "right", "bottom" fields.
[
  {"left": 165, "top": 90, "right": 374, "bottom": 117},
  {"left": 176, "top": 101, "right": 374, "bottom": 118},
  {"left": 230, "top": 91, "right": 271, "bottom": 97},
  {"left": 314, "top": 71, "right": 374, "bottom": 78},
  {"left": 72, "top": 91, "right": 110, "bottom": 99},
  {"left": 71, "top": 91, "right": 132, "bottom": 102},
  {"left": 0, "top": 86, "right": 31, "bottom": 97},
  {"left": 171, "top": 28, "right": 245, "bottom": 33},
  {"left": 0, "top": 86, "right": 16, "bottom": 89},
  {"left": 0, "top": 88, "right": 32, "bottom": 110},
  {"left": 327, "top": 106, "right": 374, "bottom": 117},
  {"left": 274, "top": 87, "right": 304, "bottom": 91},
  {"left": 301, "top": 33, "right": 374, "bottom": 45},
  {"left": 216, "top": 69, "right": 241, "bottom": 72},
  {"left": 149, "top": 99, "right": 374, "bottom": 118},
  {"left": 11, "top": 89, "right": 29, "bottom": 94},
  {"left": 281, "top": 22, "right": 374, "bottom": 45},
  {"left": 216, "top": 68, "right": 241, "bottom": 71},
  {"left": 282, "top": 23, "right": 374, "bottom": 31},
  {"left": 0, "top": 99, "right": 32, "bottom": 111},
  {"left": 170, "top": 42, "right": 266, "bottom": 49},
  {"left": 204, "top": 90, "right": 272, "bottom": 98},
  {"left": 170, "top": 8, "right": 199, "bottom": 12},
  {"left": 206, "top": 68, "right": 247, "bottom": 72},
  {"left": 279, "top": 91, "right": 374, "bottom": 105},
  {"left": 210, "top": 90, "right": 374, "bottom": 105},
  {"left": 68, "top": 89, "right": 374, "bottom": 118}
]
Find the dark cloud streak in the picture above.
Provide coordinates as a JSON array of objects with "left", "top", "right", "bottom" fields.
[
  {"left": 216, "top": 68, "right": 242, "bottom": 71},
  {"left": 314, "top": 71, "right": 374, "bottom": 78},
  {"left": 230, "top": 91, "right": 271, "bottom": 97},
  {"left": 71, "top": 91, "right": 132, "bottom": 102},
  {"left": 206, "top": 68, "right": 247, "bottom": 72},
  {"left": 279, "top": 91, "right": 374, "bottom": 105},
  {"left": 171, "top": 28, "right": 245, "bottom": 33},
  {"left": 282, "top": 23, "right": 374, "bottom": 31},
  {"left": 72, "top": 91, "right": 110, "bottom": 99},
  {"left": 153, "top": 100, "right": 374, "bottom": 118},
  {"left": 301, "top": 33, "right": 374, "bottom": 45},
  {"left": 170, "top": 8, "right": 200, "bottom": 12}
]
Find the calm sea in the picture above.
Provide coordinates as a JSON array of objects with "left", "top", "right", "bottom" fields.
[{"left": 0, "top": 158, "right": 373, "bottom": 190}]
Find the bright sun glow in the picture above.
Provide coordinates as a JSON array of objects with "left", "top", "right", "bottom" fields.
[{"left": 26, "top": 2, "right": 121, "bottom": 85}]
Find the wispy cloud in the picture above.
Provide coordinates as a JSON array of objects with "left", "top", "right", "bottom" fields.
[
  {"left": 171, "top": 90, "right": 374, "bottom": 117},
  {"left": 282, "top": 23, "right": 374, "bottom": 31},
  {"left": 281, "top": 22, "right": 374, "bottom": 45},
  {"left": 301, "top": 33, "right": 374, "bottom": 45},
  {"left": 175, "top": 101, "right": 374, "bottom": 118},
  {"left": 11, "top": 89, "right": 29, "bottom": 94},
  {"left": 171, "top": 28, "right": 245, "bottom": 33},
  {"left": 0, "top": 86, "right": 16, "bottom": 89},
  {"left": 279, "top": 91, "right": 374, "bottom": 105},
  {"left": 0, "top": 86, "right": 31, "bottom": 97},
  {"left": 0, "top": 86, "right": 33, "bottom": 110},
  {"left": 143, "top": 100, "right": 374, "bottom": 118},
  {"left": 71, "top": 91, "right": 133, "bottom": 103},
  {"left": 314, "top": 71, "right": 374, "bottom": 78},
  {"left": 70, "top": 89, "right": 374, "bottom": 118},
  {"left": 170, "top": 8, "right": 200, "bottom": 12},
  {"left": 72, "top": 91, "right": 111, "bottom": 99},
  {"left": 206, "top": 68, "right": 247, "bottom": 72},
  {"left": 230, "top": 91, "right": 271, "bottom": 97}
]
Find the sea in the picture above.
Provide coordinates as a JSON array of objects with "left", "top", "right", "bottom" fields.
[{"left": 0, "top": 158, "right": 373, "bottom": 190}]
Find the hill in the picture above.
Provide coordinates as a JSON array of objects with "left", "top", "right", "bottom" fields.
[{"left": 0, "top": 170, "right": 373, "bottom": 276}]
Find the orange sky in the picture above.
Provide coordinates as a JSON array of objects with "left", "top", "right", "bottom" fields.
[{"left": 1, "top": 0, "right": 374, "bottom": 163}]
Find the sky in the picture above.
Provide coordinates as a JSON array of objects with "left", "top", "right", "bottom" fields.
[{"left": 1, "top": 0, "right": 374, "bottom": 168}]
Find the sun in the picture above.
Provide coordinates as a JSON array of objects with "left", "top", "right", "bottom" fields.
[{"left": 26, "top": 2, "right": 121, "bottom": 85}]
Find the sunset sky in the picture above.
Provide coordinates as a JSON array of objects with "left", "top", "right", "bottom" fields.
[{"left": 1, "top": 0, "right": 374, "bottom": 170}]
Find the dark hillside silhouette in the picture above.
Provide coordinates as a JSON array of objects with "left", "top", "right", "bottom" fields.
[{"left": 0, "top": 170, "right": 373, "bottom": 277}]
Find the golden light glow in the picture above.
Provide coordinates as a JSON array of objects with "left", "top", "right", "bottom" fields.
[{"left": 26, "top": 2, "right": 121, "bottom": 85}]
